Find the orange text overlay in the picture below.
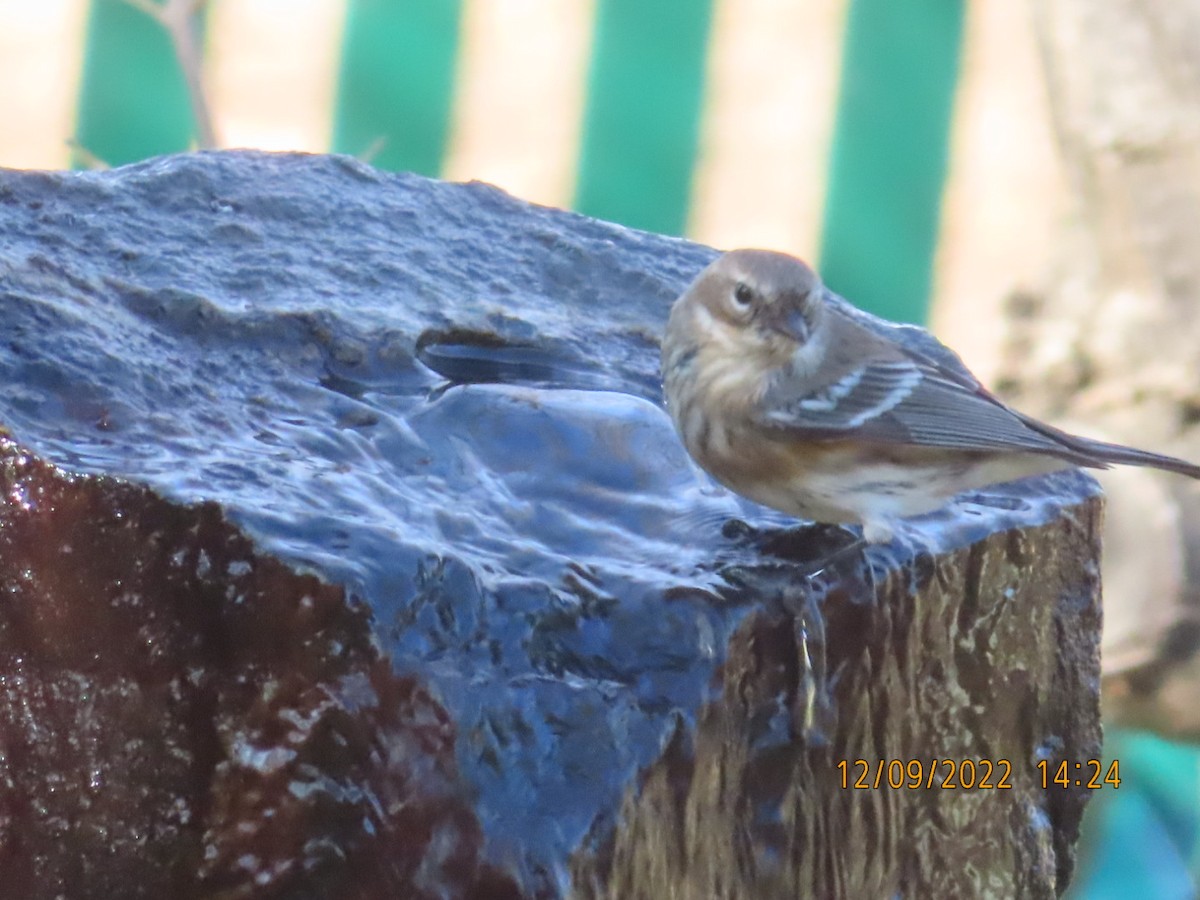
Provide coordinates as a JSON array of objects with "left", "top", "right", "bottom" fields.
[
  {"left": 837, "top": 758, "right": 1122, "bottom": 790},
  {"left": 837, "top": 758, "right": 1013, "bottom": 790}
]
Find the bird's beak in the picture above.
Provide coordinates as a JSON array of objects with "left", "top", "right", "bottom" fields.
[{"left": 768, "top": 307, "right": 810, "bottom": 344}]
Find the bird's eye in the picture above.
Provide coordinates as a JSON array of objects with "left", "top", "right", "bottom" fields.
[{"left": 732, "top": 282, "right": 754, "bottom": 307}]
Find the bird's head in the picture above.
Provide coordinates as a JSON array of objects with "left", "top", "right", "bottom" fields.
[{"left": 664, "top": 249, "right": 826, "bottom": 373}]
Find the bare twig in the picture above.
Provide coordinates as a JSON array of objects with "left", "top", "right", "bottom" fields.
[
  {"left": 358, "top": 136, "right": 388, "bottom": 164},
  {"left": 122, "top": 0, "right": 218, "bottom": 149},
  {"left": 65, "top": 138, "right": 111, "bottom": 170}
]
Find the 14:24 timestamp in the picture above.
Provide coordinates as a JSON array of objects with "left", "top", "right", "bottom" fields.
[{"left": 1036, "top": 759, "right": 1120, "bottom": 789}]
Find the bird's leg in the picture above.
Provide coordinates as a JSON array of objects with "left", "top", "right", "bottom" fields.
[
  {"left": 804, "top": 530, "right": 867, "bottom": 576},
  {"left": 797, "top": 521, "right": 895, "bottom": 600}
]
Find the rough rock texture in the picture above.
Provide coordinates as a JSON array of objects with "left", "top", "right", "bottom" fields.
[
  {"left": 0, "top": 151, "right": 1101, "bottom": 897},
  {"left": 572, "top": 520, "right": 1103, "bottom": 899},
  {"left": 1010, "top": 0, "right": 1200, "bottom": 737},
  {"left": 0, "top": 437, "right": 519, "bottom": 900}
]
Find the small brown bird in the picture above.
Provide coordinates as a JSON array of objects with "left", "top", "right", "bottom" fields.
[{"left": 661, "top": 249, "right": 1200, "bottom": 543}]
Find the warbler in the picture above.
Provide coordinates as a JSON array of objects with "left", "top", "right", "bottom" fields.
[{"left": 661, "top": 249, "right": 1200, "bottom": 543}]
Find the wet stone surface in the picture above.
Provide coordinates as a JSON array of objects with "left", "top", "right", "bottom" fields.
[{"left": 0, "top": 152, "right": 1102, "bottom": 898}]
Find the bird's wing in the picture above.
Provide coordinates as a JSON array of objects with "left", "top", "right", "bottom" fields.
[{"left": 759, "top": 349, "right": 1087, "bottom": 458}]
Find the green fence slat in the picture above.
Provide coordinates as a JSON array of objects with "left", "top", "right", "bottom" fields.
[
  {"left": 819, "top": 0, "right": 965, "bottom": 324},
  {"left": 333, "top": 0, "right": 462, "bottom": 175},
  {"left": 74, "top": 0, "right": 199, "bottom": 168},
  {"left": 574, "top": 0, "right": 714, "bottom": 236}
]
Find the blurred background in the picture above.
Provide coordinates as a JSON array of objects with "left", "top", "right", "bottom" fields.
[{"left": 1, "top": 1, "right": 1198, "bottom": 895}]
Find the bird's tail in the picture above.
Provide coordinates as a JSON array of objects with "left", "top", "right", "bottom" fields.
[
  {"left": 1072, "top": 436, "right": 1200, "bottom": 479},
  {"left": 1017, "top": 411, "right": 1200, "bottom": 479}
]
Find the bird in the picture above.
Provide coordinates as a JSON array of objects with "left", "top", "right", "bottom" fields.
[{"left": 661, "top": 248, "right": 1200, "bottom": 544}]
